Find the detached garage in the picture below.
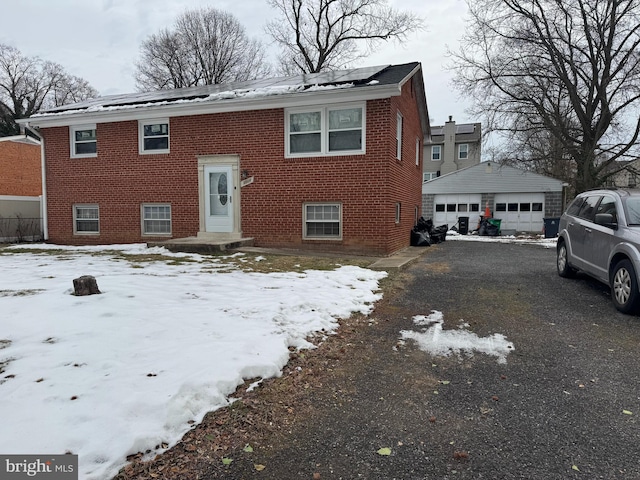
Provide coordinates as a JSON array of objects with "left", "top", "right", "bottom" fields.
[{"left": 423, "top": 162, "right": 566, "bottom": 234}]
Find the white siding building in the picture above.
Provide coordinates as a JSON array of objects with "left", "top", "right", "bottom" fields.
[{"left": 422, "top": 162, "right": 566, "bottom": 234}]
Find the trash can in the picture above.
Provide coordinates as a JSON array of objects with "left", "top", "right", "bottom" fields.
[
  {"left": 543, "top": 218, "right": 560, "bottom": 238},
  {"left": 458, "top": 216, "right": 469, "bottom": 235},
  {"left": 487, "top": 218, "right": 502, "bottom": 236}
]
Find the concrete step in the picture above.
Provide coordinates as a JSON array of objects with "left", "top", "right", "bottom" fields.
[{"left": 147, "top": 237, "right": 255, "bottom": 254}]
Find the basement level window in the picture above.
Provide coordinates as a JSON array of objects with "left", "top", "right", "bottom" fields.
[
  {"left": 303, "top": 203, "right": 342, "bottom": 239},
  {"left": 74, "top": 205, "right": 99, "bottom": 234},
  {"left": 141, "top": 204, "right": 172, "bottom": 235}
]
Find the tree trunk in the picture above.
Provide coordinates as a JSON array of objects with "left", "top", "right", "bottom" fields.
[{"left": 73, "top": 276, "right": 101, "bottom": 296}]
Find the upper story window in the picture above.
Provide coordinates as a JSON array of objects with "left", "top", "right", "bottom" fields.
[
  {"left": 431, "top": 145, "right": 441, "bottom": 161},
  {"left": 396, "top": 113, "right": 403, "bottom": 160},
  {"left": 139, "top": 119, "right": 170, "bottom": 154},
  {"left": 286, "top": 104, "right": 364, "bottom": 157},
  {"left": 458, "top": 143, "right": 469, "bottom": 160},
  {"left": 415, "top": 138, "right": 420, "bottom": 166},
  {"left": 70, "top": 124, "right": 97, "bottom": 158}
]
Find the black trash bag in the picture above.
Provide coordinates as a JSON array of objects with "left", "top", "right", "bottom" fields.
[
  {"left": 411, "top": 228, "right": 432, "bottom": 246},
  {"left": 415, "top": 217, "right": 432, "bottom": 233},
  {"left": 429, "top": 224, "right": 448, "bottom": 244},
  {"left": 485, "top": 223, "right": 500, "bottom": 236},
  {"left": 411, "top": 217, "right": 434, "bottom": 247}
]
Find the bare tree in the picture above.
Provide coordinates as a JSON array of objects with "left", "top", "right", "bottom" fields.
[
  {"left": 266, "top": 0, "right": 424, "bottom": 74},
  {"left": 135, "top": 7, "right": 271, "bottom": 91},
  {"left": 0, "top": 44, "right": 98, "bottom": 136},
  {"left": 450, "top": 0, "right": 640, "bottom": 193}
]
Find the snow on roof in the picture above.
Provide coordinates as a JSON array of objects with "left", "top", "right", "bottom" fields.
[
  {"left": 32, "top": 83, "right": 355, "bottom": 118},
  {"left": 37, "top": 64, "right": 405, "bottom": 118}
]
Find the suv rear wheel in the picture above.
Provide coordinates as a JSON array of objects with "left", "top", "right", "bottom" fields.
[
  {"left": 611, "top": 259, "right": 640, "bottom": 314},
  {"left": 557, "top": 241, "right": 576, "bottom": 278}
]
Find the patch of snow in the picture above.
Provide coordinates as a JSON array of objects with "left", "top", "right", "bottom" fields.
[
  {"left": 446, "top": 230, "right": 558, "bottom": 249},
  {"left": 401, "top": 311, "right": 514, "bottom": 364},
  {"left": 0, "top": 244, "right": 386, "bottom": 479}
]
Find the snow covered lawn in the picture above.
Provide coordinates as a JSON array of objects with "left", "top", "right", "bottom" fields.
[{"left": 0, "top": 244, "right": 386, "bottom": 480}]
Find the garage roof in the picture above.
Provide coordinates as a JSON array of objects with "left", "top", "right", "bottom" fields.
[{"left": 423, "top": 162, "right": 565, "bottom": 194}]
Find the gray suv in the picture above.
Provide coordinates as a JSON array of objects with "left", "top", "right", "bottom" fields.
[{"left": 557, "top": 188, "right": 640, "bottom": 314}]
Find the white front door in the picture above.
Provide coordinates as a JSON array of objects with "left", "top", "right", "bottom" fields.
[{"left": 204, "top": 165, "right": 233, "bottom": 233}]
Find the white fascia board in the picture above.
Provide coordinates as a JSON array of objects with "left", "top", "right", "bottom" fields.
[
  {"left": 18, "top": 84, "right": 401, "bottom": 129},
  {"left": 0, "top": 135, "right": 41, "bottom": 146}
]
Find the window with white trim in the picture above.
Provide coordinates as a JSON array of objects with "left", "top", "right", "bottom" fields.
[
  {"left": 303, "top": 203, "right": 341, "bottom": 239},
  {"left": 396, "top": 113, "right": 403, "bottom": 160},
  {"left": 415, "top": 138, "right": 420, "bottom": 166},
  {"left": 141, "top": 204, "right": 172, "bottom": 235},
  {"left": 424, "top": 172, "right": 438, "bottom": 182},
  {"left": 139, "top": 119, "right": 170, "bottom": 154},
  {"left": 431, "top": 145, "right": 441, "bottom": 161},
  {"left": 73, "top": 205, "right": 99, "bottom": 234},
  {"left": 70, "top": 125, "right": 97, "bottom": 158},
  {"left": 458, "top": 143, "right": 469, "bottom": 160},
  {"left": 287, "top": 105, "right": 364, "bottom": 157}
]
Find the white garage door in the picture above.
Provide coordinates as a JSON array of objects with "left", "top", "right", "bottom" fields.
[
  {"left": 433, "top": 194, "right": 482, "bottom": 230},
  {"left": 494, "top": 193, "right": 544, "bottom": 232}
]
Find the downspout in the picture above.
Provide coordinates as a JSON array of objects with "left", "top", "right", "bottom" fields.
[{"left": 22, "top": 124, "right": 48, "bottom": 241}]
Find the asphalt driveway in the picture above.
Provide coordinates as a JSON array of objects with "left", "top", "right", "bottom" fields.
[{"left": 118, "top": 239, "right": 640, "bottom": 480}]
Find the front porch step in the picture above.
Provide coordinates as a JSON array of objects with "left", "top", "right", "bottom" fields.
[{"left": 147, "top": 237, "right": 255, "bottom": 254}]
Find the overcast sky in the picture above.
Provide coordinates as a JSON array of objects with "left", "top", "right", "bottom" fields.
[{"left": 0, "top": 0, "right": 473, "bottom": 126}]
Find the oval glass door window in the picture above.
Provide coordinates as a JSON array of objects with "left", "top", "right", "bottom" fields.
[{"left": 218, "top": 173, "right": 228, "bottom": 206}]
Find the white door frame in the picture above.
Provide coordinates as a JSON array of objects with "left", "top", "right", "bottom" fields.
[{"left": 197, "top": 155, "right": 241, "bottom": 240}]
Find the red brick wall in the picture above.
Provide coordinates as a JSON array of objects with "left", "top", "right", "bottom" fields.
[
  {"left": 0, "top": 141, "right": 42, "bottom": 196},
  {"left": 42, "top": 76, "right": 424, "bottom": 254}
]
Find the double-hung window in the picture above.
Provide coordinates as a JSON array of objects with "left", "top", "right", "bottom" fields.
[
  {"left": 141, "top": 204, "right": 172, "bottom": 235},
  {"left": 74, "top": 205, "right": 99, "bottom": 234},
  {"left": 458, "top": 143, "right": 469, "bottom": 160},
  {"left": 139, "top": 119, "right": 170, "bottom": 154},
  {"left": 70, "top": 125, "right": 97, "bottom": 158},
  {"left": 286, "top": 104, "right": 364, "bottom": 157},
  {"left": 431, "top": 145, "right": 441, "bottom": 161},
  {"left": 303, "top": 203, "right": 341, "bottom": 239}
]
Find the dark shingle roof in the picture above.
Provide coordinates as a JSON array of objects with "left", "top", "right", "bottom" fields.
[{"left": 44, "top": 63, "right": 421, "bottom": 115}]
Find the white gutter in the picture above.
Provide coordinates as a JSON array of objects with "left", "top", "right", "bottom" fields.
[{"left": 22, "top": 125, "right": 47, "bottom": 241}]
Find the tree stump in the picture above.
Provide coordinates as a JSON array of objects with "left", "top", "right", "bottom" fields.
[{"left": 73, "top": 275, "right": 101, "bottom": 296}]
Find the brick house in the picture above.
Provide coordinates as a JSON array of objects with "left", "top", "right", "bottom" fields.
[
  {"left": 19, "top": 63, "right": 429, "bottom": 255},
  {"left": 0, "top": 135, "right": 41, "bottom": 196},
  {"left": 0, "top": 135, "right": 43, "bottom": 241}
]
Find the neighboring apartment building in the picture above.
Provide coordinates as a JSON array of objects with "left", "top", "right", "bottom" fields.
[
  {"left": 604, "top": 160, "right": 640, "bottom": 188},
  {"left": 424, "top": 116, "right": 481, "bottom": 181}
]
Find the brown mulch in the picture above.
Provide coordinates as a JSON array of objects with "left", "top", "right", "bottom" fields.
[{"left": 114, "top": 269, "right": 411, "bottom": 480}]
